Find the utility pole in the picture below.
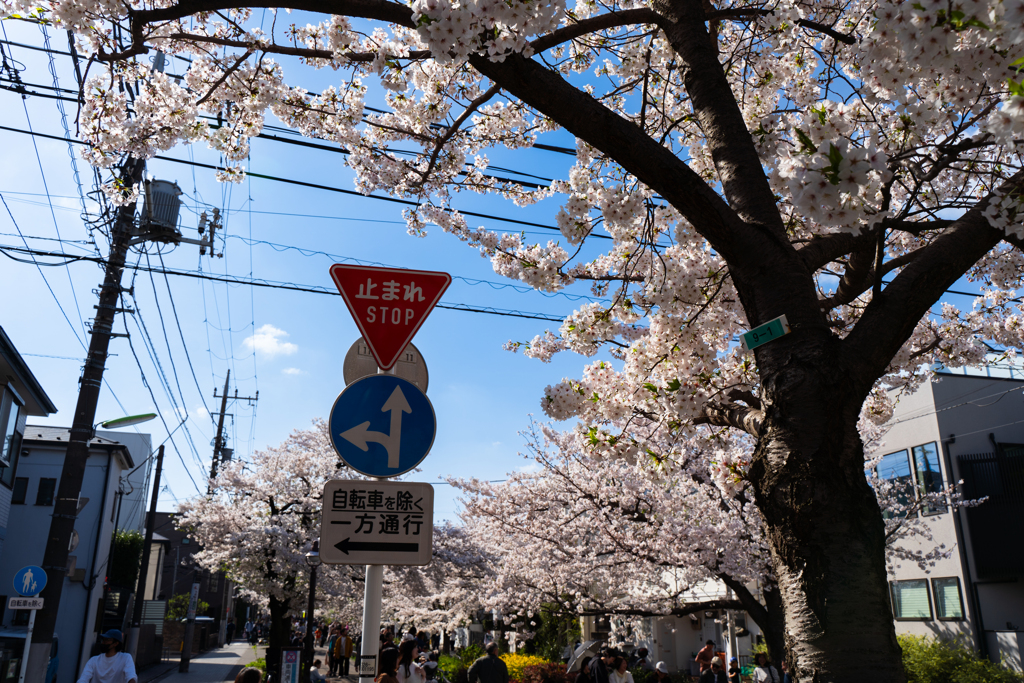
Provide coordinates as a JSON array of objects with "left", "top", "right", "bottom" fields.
[
  {"left": 207, "top": 370, "right": 257, "bottom": 494},
  {"left": 27, "top": 158, "right": 146, "bottom": 683},
  {"left": 126, "top": 445, "right": 165, "bottom": 658},
  {"left": 208, "top": 370, "right": 231, "bottom": 494}
]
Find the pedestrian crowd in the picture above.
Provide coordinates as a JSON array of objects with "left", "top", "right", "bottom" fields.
[{"left": 577, "top": 641, "right": 790, "bottom": 683}]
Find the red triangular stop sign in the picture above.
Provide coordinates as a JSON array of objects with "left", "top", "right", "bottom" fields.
[{"left": 329, "top": 264, "right": 451, "bottom": 370}]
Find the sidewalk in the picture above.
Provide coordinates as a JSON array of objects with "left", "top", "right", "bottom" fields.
[{"left": 140, "top": 641, "right": 262, "bottom": 683}]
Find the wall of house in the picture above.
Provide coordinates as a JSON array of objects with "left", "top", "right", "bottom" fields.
[
  {"left": 95, "top": 430, "right": 152, "bottom": 534},
  {"left": 0, "top": 400, "right": 29, "bottom": 559},
  {"left": 934, "top": 374, "right": 1024, "bottom": 668},
  {"left": 872, "top": 380, "right": 976, "bottom": 645},
  {"left": 0, "top": 441, "right": 126, "bottom": 683}
]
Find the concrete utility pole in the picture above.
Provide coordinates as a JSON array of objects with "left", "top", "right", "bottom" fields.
[
  {"left": 27, "top": 158, "right": 146, "bottom": 683},
  {"left": 127, "top": 444, "right": 165, "bottom": 658},
  {"left": 207, "top": 370, "right": 257, "bottom": 494},
  {"left": 208, "top": 370, "right": 231, "bottom": 494}
]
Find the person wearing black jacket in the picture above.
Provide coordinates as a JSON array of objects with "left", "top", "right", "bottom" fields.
[
  {"left": 699, "top": 657, "right": 728, "bottom": 683},
  {"left": 587, "top": 648, "right": 619, "bottom": 683}
]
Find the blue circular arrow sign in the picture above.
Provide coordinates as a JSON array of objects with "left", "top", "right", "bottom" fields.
[
  {"left": 329, "top": 375, "right": 436, "bottom": 478},
  {"left": 14, "top": 565, "right": 46, "bottom": 597}
]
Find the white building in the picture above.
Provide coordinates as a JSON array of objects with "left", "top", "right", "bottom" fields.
[{"left": 0, "top": 427, "right": 139, "bottom": 683}]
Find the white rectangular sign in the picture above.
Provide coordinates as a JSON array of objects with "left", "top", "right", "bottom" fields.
[
  {"left": 319, "top": 480, "right": 433, "bottom": 566},
  {"left": 8, "top": 597, "right": 43, "bottom": 610}
]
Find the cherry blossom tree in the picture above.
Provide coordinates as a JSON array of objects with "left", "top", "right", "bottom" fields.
[
  {"left": 176, "top": 420, "right": 365, "bottom": 674},
  {"left": 452, "top": 422, "right": 785, "bottom": 657},
  {"left": 382, "top": 521, "right": 496, "bottom": 633},
  {"left": 6, "top": 0, "right": 1024, "bottom": 675}
]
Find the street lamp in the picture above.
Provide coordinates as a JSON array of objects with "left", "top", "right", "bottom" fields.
[{"left": 304, "top": 541, "right": 321, "bottom": 683}]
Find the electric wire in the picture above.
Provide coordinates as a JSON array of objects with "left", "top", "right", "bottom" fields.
[
  {"left": 0, "top": 242, "right": 570, "bottom": 321},
  {"left": 156, "top": 249, "right": 217, "bottom": 427},
  {"left": 20, "top": 75, "right": 90, "bottom": 341}
]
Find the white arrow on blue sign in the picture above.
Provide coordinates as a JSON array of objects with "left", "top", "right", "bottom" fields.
[
  {"left": 329, "top": 375, "right": 436, "bottom": 478},
  {"left": 13, "top": 566, "right": 46, "bottom": 597}
]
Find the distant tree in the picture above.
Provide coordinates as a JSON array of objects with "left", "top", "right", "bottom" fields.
[
  {"left": 108, "top": 529, "right": 145, "bottom": 590},
  {"left": 176, "top": 420, "right": 364, "bottom": 675},
  {"left": 166, "top": 592, "right": 212, "bottom": 620}
]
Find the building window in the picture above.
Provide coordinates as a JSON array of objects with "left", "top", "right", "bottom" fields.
[
  {"left": 871, "top": 443, "right": 946, "bottom": 517},
  {"left": 35, "top": 478, "right": 56, "bottom": 506},
  {"left": 0, "top": 386, "right": 24, "bottom": 488},
  {"left": 891, "top": 579, "right": 933, "bottom": 620},
  {"left": 932, "top": 577, "right": 965, "bottom": 620},
  {"left": 12, "top": 477, "right": 27, "bottom": 505},
  {"left": 13, "top": 608, "right": 28, "bottom": 626},
  {"left": 912, "top": 443, "right": 946, "bottom": 514}
]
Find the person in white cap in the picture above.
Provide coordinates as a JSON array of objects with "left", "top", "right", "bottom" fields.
[
  {"left": 699, "top": 657, "right": 727, "bottom": 683},
  {"left": 654, "top": 662, "right": 671, "bottom": 683},
  {"left": 76, "top": 630, "right": 137, "bottom": 683}
]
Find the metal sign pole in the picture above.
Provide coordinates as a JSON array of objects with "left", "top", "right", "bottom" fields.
[
  {"left": 17, "top": 607, "right": 36, "bottom": 683},
  {"left": 358, "top": 564, "right": 384, "bottom": 683}
]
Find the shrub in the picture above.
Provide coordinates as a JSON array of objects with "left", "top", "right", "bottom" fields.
[
  {"left": 899, "top": 634, "right": 1023, "bottom": 683},
  {"left": 520, "top": 663, "right": 570, "bottom": 683},
  {"left": 459, "top": 645, "right": 485, "bottom": 668},
  {"left": 166, "top": 592, "right": 211, "bottom": 620},
  {"left": 439, "top": 654, "right": 466, "bottom": 683},
  {"left": 108, "top": 530, "right": 145, "bottom": 589},
  {"left": 501, "top": 654, "right": 549, "bottom": 683},
  {"left": 250, "top": 659, "right": 268, "bottom": 675}
]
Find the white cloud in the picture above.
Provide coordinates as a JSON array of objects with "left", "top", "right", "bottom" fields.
[
  {"left": 282, "top": 367, "right": 306, "bottom": 375},
  {"left": 244, "top": 324, "right": 298, "bottom": 358},
  {"left": 517, "top": 462, "right": 542, "bottom": 473}
]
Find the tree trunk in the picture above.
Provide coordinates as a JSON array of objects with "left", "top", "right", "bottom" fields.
[
  {"left": 749, "top": 336, "right": 904, "bottom": 683},
  {"left": 268, "top": 594, "right": 291, "bottom": 681}
]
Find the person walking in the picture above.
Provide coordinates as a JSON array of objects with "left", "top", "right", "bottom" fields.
[
  {"left": 377, "top": 650, "right": 401, "bottom": 683},
  {"left": 699, "top": 657, "right": 727, "bottom": 683},
  {"left": 467, "top": 642, "right": 508, "bottom": 683},
  {"left": 76, "top": 630, "right": 138, "bottom": 683},
  {"left": 327, "top": 629, "right": 340, "bottom": 677},
  {"left": 341, "top": 630, "right": 354, "bottom": 676},
  {"left": 226, "top": 619, "right": 236, "bottom": 644},
  {"left": 397, "top": 640, "right": 425, "bottom": 683},
  {"left": 610, "top": 656, "right": 633, "bottom": 683},
  {"left": 587, "top": 648, "right": 618, "bottom": 683},
  {"left": 235, "top": 668, "right": 263, "bottom": 683},
  {"left": 727, "top": 658, "right": 740, "bottom": 683},
  {"left": 752, "top": 654, "right": 780, "bottom": 683},
  {"left": 695, "top": 641, "right": 716, "bottom": 675}
]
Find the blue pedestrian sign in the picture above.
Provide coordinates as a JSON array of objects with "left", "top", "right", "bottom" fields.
[
  {"left": 329, "top": 375, "right": 436, "bottom": 478},
  {"left": 14, "top": 566, "right": 46, "bottom": 596}
]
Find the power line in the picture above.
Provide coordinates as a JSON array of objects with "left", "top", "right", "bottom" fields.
[
  {"left": 156, "top": 249, "right": 217, "bottom": 426},
  {"left": 0, "top": 120, "right": 602, "bottom": 240},
  {"left": 226, "top": 234, "right": 610, "bottom": 304},
  {"left": 0, "top": 242, "right": 570, "bottom": 322}
]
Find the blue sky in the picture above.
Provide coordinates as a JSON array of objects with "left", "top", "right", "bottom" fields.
[{"left": 0, "top": 18, "right": 606, "bottom": 521}]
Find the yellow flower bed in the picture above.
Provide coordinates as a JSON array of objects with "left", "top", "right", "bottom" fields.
[{"left": 500, "top": 653, "right": 549, "bottom": 682}]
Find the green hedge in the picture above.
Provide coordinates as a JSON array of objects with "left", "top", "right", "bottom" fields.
[{"left": 899, "top": 634, "right": 1023, "bottom": 683}]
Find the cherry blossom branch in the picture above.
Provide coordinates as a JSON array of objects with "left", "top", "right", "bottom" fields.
[
  {"left": 705, "top": 8, "right": 856, "bottom": 45},
  {"left": 195, "top": 47, "right": 253, "bottom": 105},
  {"left": 694, "top": 399, "right": 764, "bottom": 437},
  {"left": 163, "top": 32, "right": 430, "bottom": 62},
  {"left": 416, "top": 84, "right": 501, "bottom": 189},
  {"left": 842, "top": 170, "right": 1024, "bottom": 395}
]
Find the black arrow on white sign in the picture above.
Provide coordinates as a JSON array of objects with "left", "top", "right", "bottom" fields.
[{"left": 334, "top": 538, "right": 420, "bottom": 554}]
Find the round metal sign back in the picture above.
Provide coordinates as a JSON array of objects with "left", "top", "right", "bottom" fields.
[{"left": 343, "top": 338, "right": 428, "bottom": 392}]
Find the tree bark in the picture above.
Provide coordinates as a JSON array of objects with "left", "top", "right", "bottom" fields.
[
  {"left": 749, "top": 329, "right": 903, "bottom": 683},
  {"left": 268, "top": 594, "right": 291, "bottom": 680}
]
